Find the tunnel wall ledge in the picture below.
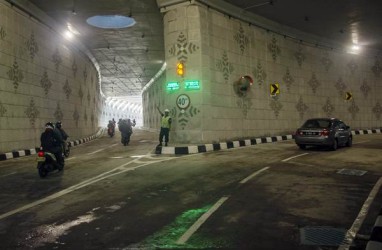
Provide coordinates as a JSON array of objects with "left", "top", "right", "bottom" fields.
[
  {"left": 155, "top": 128, "right": 382, "bottom": 155},
  {"left": 0, "top": 128, "right": 105, "bottom": 161}
]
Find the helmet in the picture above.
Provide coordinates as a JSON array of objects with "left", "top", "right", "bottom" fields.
[
  {"left": 164, "top": 109, "right": 169, "bottom": 113},
  {"left": 45, "top": 122, "right": 54, "bottom": 129},
  {"left": 56, "top": 121, "right": 62, "bottom": 128}
]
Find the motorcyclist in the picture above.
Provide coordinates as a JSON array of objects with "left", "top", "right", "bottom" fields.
[
  {"left": 55, "top": 121, "right": 69, "bottom": 155},
  {"left": 107, "top": 120, "right": 115, "bottom": 137},
  {"left": 40, "top": 122, "right": 64, "bottom": 167},
  {"left": 118, "top": 119, "right": 133, "bottom": 146}
]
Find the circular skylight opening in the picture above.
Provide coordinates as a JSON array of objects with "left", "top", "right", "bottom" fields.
[{"left": 86, "top": 15, "right": 136, "bottom": 29}]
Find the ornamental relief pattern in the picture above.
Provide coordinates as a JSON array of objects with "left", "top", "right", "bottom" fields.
[
  {"left": 360, "top": 80, "right": 370, "bottom": 98},
  {"left": 72, "top": 60, "right": 78, "bottom": 77},
  {"left": 73, "top": 107, "right": 80, "bottom": 127},
  {"left": 348, "top": 99, "right": 359, "bottom": 120},
  {"left": 252, "top": 61, "right": 267, "bottom": 86},
  {"left": 372, "top": 58, "right": 382, "bottom": 78},
  {"left": 87, "top": 90, "right": 91, "bottom": 105},
  {"left": 283, "top": 67, "right": 294, "bottom": 91},
  {"left": 26, "top": 32, "right": 39, "bottom": 60},
  {"left": 63, "top": 79, "right": 72, "bottom": 99},
  {"left": 79, "top": 85, "right": 84, "bottom": 101},
  {"left": 321, "top": 52, "right": 333, "bottom": 72},
  {"left": 296, "top": 96, "right": 308, "bottom": 119},
  {"left": 0, "top": 26, "right": 6, "bottom": 40},
  {"left": 0, "top": 102, "right": 7, "bottom": 116},
  {"left": 322, "top": 98, "right": 334, "bottom": 117},
  {"left": 234, "top": 24, "right": 249, "bottom": 54},
  {"left": 270, "top": 97, "right": 283, "bottom": 118},
  {"left": 268, "top": 36, "right": 281, "bottom": 62},
  {"left": 168, "top": 32, "right": 200, "bottom": 62},
  {"left": 216, "top": 51, "right": 234, "bottom": 81},
  {"left": 372, "top": 102, "right": 382, "bottom": 120},
  {"left": 7, "top": 60, "right": 24, "bottom": 91},
  {"left": 294, "top": 46, "right": 305, "bottom": 67},
  {"left": 347, "top": 59, "right": 358, "bottom": 74},
  {"left": 40, "top": 70, "right": 52, "bottom": 95},
  {"left": 308, "top": 73, "right": 320, "bottom": 94},
  {"left": 54, "top": 102, "right": 63, "bottom": 121},
  {"left": 52, "top": 48, "right": 62, "bottom": 71},
  {"left": 25, "top": 98, "right": 40, "bottom": 127},
  {"left": 236, "top": 97, "right": 252, "bottom": 117},
  {"left": 84, "top": 109, "right": 88, "bottom": 124},
  {"left": 335, "top": 77, "right": 347, "bottom": 97}
]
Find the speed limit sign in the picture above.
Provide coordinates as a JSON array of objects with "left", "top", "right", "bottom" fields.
[{"left": 176, "top": 94, "right": 190, "bottom": 109}]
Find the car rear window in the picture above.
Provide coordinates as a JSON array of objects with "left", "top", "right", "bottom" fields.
[{"left": 302, "top": 119, "right": 331, "bottom": 128}]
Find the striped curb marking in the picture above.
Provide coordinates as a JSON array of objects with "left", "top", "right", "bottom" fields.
[
  {"left": 0, "top": 128, "right": 105, "bottom": 161},
  {"left": 156, "top": 128, "right": 382, "bottom": 155},
  {"left": 366, "top": 207, "right": 382, "bottom": 250}
]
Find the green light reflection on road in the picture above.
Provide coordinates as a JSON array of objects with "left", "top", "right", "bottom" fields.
[{"left": 141, "top": 204, "right": 230, "bottom": 249}]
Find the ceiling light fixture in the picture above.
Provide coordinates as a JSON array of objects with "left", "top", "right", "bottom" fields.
[{"left": 87, "top": 15, "right": 136, "bottom": 29}]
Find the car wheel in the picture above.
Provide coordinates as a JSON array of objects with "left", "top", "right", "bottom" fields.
[
  {"left": 346, "top": 136, "right": 352, "bottom": 147},
  {"left": 331, "top": 139, "right": 338, "bottom": 151},
  {"left": 298, "top": 144, "right": 306, "bottom": 150}
]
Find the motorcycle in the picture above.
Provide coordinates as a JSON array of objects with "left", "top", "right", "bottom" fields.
[
  {"left": 121, "top": 132, "right": 132, "bottom": 146},
  {"left": 36, "top": 148, "right": 64, "bottom": 178},
  {"left": 108, "top": 127, "right": 115, "bottom": 137}
]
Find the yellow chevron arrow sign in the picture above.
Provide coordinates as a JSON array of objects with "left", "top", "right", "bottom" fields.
[
  {"left": 345, "top": 92, "right": 352, "bottom": 101},
  {"left": 270, "top": 83, "right": 280, "bottom": 95}
]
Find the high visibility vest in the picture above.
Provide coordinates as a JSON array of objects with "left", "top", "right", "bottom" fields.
[{"left": 161, "top": 116, "right": 171, "bottom": 128}]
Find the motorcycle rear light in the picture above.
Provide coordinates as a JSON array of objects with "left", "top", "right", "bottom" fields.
[
  {"left": 38, "top": 151, "right": 45, "bottom": 157},
  {"left": 321, "top": 129, "right": 330, "bottom": 136}
]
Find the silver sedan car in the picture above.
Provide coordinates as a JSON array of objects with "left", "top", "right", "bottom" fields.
[{"left": 294, "top": 118, "right": 352, "bottom": 150}]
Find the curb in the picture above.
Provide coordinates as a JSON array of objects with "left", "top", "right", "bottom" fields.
[
  {"left": 366, "top": 207, "right": 382, "bottom": 250},
  {"left": 0, "top": 128, "right": 105, "bottom": 161},
  {"left": 155, "top": 128, "right": 382, "bottom": 155}
]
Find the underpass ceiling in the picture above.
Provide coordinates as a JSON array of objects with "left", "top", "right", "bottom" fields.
[{"left": 27, "top": 0, "right": 382, "bottom": 100}]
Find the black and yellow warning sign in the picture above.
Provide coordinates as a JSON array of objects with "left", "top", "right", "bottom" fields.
[
  {"left": 345, "top": 92, "right": 352, "bottom": 101},
  {"left": 270, "top": 83, "right": 280, "bottom": 95}
]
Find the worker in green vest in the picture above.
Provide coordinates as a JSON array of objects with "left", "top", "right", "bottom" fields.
[{"left": 156, "top": 106, "right": 172, "bottom": 146}]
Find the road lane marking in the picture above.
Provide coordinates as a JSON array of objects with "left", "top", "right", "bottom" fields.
[
  {"left": 0, "top": 155, "right": 172, "bottom": 221},
  {"left": 176, "top": 196, "right": 229, "bottom": 244},
  {"left": 66, "top": 157, "right": 76, "bottom": 161},
  {"left": 281, "top": 153, "right": 309, "bottom": 162},
  {"left": 338, "top": 177, "right": 382, "bottom": 250},
  {"left": 240, "top": 167, "right": 269, "bottom": 184},
  {"left": 0, "top": 172, "right": 17, "bottom": 178},
  {"left": 353, "top": 140, "right": 370, "bottom": 145},
  {"left": 87, "top": 143, "right": 118, "bottom": 155}
]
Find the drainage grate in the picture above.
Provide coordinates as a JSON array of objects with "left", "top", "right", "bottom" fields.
[
  {"left": 337, "top": 168, "right": 367, "bottom": 176},
  {"left": 300, "top": 226, "right": 347, "bottom": 246}
]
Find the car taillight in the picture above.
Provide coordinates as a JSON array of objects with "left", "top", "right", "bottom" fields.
[
  {"left": 38, "top": 151, "right": 45, "bottom": 157},
  {"left": 321, "top": 129, "right": 330, "bottom": 136}
]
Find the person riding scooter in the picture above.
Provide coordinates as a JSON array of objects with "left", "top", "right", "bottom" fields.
[
  {"left": 118, "top": 119, "right": 133, "bottom": 146},
  {"left": 107, "top": 120, "right": 115, "bottom": 137},
  {"left": 55, "top": 121, "right": 70, "bottom": 157},
  {"left": 40, "top": 122, "right": 64, "bottom": 167}
]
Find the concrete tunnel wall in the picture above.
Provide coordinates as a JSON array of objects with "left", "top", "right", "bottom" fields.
[
  {"left": 142, "top": 3, "right": 382, "bottom": 144},
  {"left": 0, "top": 1, "right": 103, "bottom": 153}
]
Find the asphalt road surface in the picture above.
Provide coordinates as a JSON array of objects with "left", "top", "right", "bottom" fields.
[{"left": 0, "top": 129, "right": 381, "bottom": 250}]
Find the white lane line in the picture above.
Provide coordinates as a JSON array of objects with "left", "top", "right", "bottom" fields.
[
  {"left": 0, "top": 156, "right": 172, "bottom": 221},
  {"left": 338, "top": 177, "right": 382, "bottom": 250},
  {"left": 0, "top": 172, "right": 17, "bottom": 178},
  {"left": 176, "top": 197, "right": 229, "bottom": 245},
  {"left": 281, "top": 153, "right": 309, "bottom": 162},
  {"left": 353, "top": 140, "right": 370, "bottom": 145},
  {"left": 240, "top": 167, "right": 269, "bottom": 184},
  {"left": 87, "top": 143, "right": 118, "bottom": 155},
  {"left": 66, "top": 157, "right": 76, "bottom": 161}
]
